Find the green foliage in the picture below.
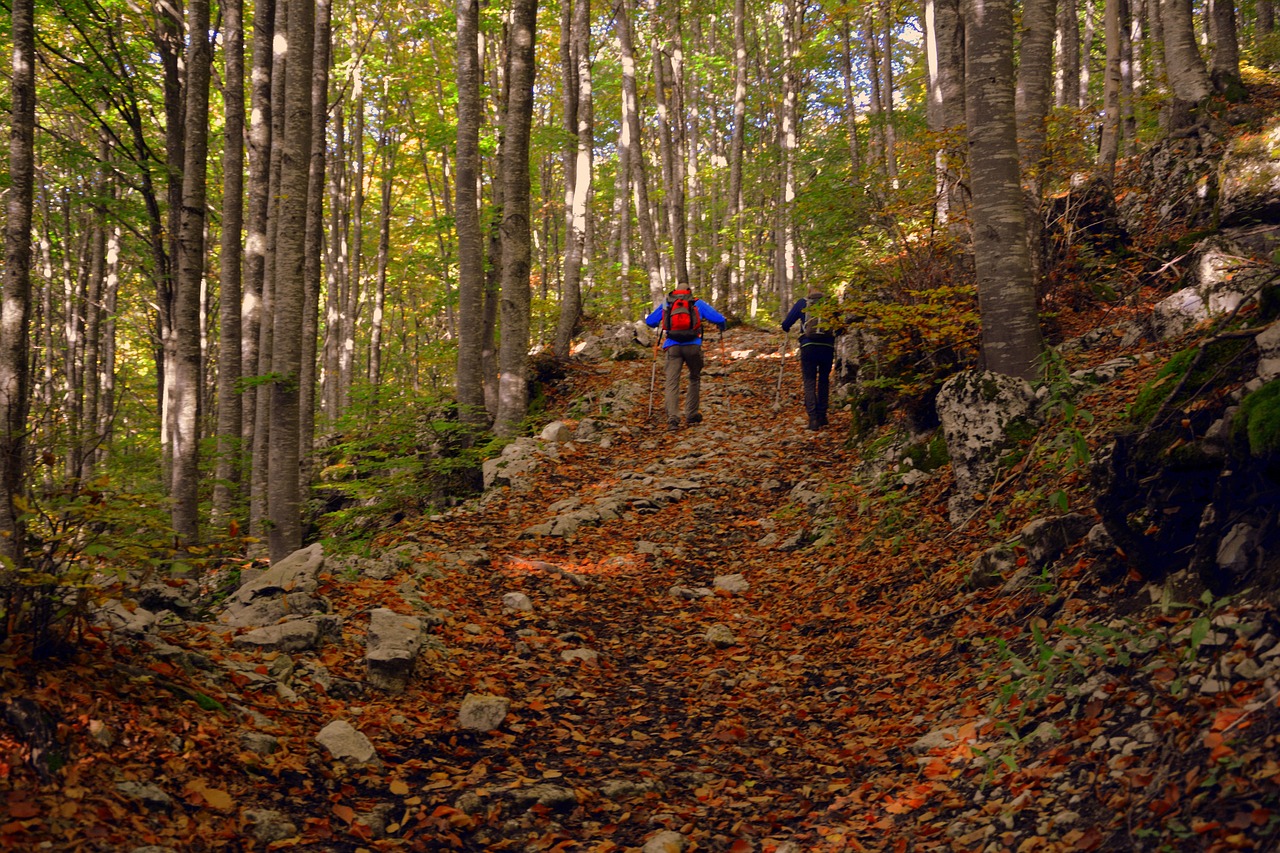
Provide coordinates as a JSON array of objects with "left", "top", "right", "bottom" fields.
[
  {"left": 1232, "top": 379, "right": 1280, "bottom": 461},
  {"left": 314, "top": 385, "right": 488, "bottom": 543},
  {"left": 0, "top": 475, "right": 181, "bottom": 657}
]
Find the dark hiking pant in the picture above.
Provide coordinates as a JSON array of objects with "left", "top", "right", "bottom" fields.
[
  {"left": 799, "top": 343, "right": 834, "bottom": 428},
  {"left": 664, "top": 344, "right": 704, "bottom": 421}
]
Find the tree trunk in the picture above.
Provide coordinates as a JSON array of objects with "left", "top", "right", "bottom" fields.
[
  {"left": 214, "top": 0, "right": 245, "bottom": 529},
  {"left": 1017, "top": 0, "right": 1057, "bottom": 196},
  {"left": 964, "top": 0, "right": 1045, "bottom": 379},
  {"left": 171, "top": 0, "right": 212, "bottom": 544},
  {"left": 250, "top": 0, "right": 289, "bottom": 542},
  {"left": 1160, "top": 0, "right": 1211, "bottom": 127},
  {"left": 1099, "top": 0, "right": 1123, "bottom": 175},
  {"left": 1080, "top": 0, "right": 1095, "bottom": 107},
  {"left": 780, "top": 0, "right": 800, "bottom": 309},
  {"left": 924, "top": 0, "right": 965, "bottom": 227},
  {"left": 616, "top": 0, "right": 664, "bottom": 305},
  {"left": 493, "top": 0, "right": 538, "bottom": 438},
  {"left": 300, "top": 0, "right": 330, "bottom": 477},
  {"left": 455, "top": 0, "right": 486, "bottom": 425},
  {"left": 554, "top": 0, "right": 593, "bottom": 358},
  {"left": 718, "top": 0, "right": 747, "bottom": 309},
  {"left": 880, "top": 0, "right": 898, "bottom": 186},
  {"left": 267, "top": 0, "right": 314, "bottom": 561},
  {"left": 244, "top": 0, "right": 276, "bottom": 534},
  {"left": 1056, "top": 0, "right": 1081, "bottom": 107},
  {"left": 368, "top": 133, "right": 393, "bottom": 392},
  {"left": 1209, "top": 0, "right": 1242, "bottom": 93},
  {"left": 1, "top": 0, "right": 35, "bottom": 568}
]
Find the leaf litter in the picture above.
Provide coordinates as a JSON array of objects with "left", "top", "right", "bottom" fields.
[{"left": 1, "top": 322, "right": 1279, "bottom": 851}]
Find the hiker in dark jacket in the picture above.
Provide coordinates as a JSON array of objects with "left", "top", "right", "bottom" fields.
[
  {"left": 782, "top": 289, "right": 838, "bottom": 430},
  {"left": 644, "top": 285, "right": 727, "bottom": 431}
]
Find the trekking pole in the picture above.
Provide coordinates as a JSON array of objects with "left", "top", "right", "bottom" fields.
[
  {"left": 774, "top": 331, "right": 788, "bottom": 411},
  {"left": 719, "top": 327, "right": 731, "bottom": 418},
  {"left": 647, "top": 331, "right": 663, "bottom": 420}
]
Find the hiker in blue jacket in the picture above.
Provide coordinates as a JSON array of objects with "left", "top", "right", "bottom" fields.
[
  {"left": 644, "top": 284, "right": 727, "bottom": 431},
  {"left": 782, "top": 288, "right": 838, "bottom": 430}
]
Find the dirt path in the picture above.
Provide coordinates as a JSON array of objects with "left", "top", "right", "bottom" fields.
[
  {"left": 9, "top": 327, "right": 1279, "bottom": 851},
  {"left": 371, "top": 328, "right": 985, "bottom": 850}
]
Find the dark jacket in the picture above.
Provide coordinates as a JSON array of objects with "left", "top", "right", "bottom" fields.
[{"left": 782, "top": 296, "right": 836, "bottom": 347}]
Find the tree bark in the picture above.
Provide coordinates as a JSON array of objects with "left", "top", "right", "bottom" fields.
[
  {"left": 493, "top": 0, "right": 539, "bottom": 437},
  {"left": 214, "top": 0, "right": 246, "bottom": 529},
  {"left": 171, "top": 0, "right": 212, "bottom": 543},
  {"left": 964, "top": 0, "right": 1045, "bottom": 379},
  {"left": 616, "top": 0, "right": 664, "bottom": 305},
  {"left": 1056, "top": 0, "right": 1081, "bottom": 107},
  {"left": 554, "top": 0, "right": 593, "bottom": 358},
  {"left": 924, "top": 0, "right": 965, "bottom": 227},
  {"left": 243, "top": 0, "right": 276, "bottom": 534},
  {"left": 455, "top": 0, "right": 486, "bottom": 425},
  {"left": 268, "top": 0, "right": 315, "bottom": 561},
  {"left": 1099, "top": 0, "right": 1124, "bottom": 175},
  {"left": 1016, "top": 0, "right": 1057, "bottom": 197},
  {"left": 1, "top": 0, "right": 36, "bottom": 567},
  {"left": 300, "top": 0, "right": 330, "bottom": 476},
  {"left": 1160, "top": 0, "right": 1211, "bottom": 127},
  {"left": 1208, "top": 0, "right": 1242, "bottom": 93}
]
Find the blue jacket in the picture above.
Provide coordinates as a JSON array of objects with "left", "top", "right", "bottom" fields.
[
  {"left": 645, "top": 298, "right": 727, "bottom": 349},
  {"left": 782, "top": 297, "right": 836, "bottom": 347}
]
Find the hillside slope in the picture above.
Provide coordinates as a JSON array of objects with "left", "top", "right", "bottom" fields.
[{"left": 3, "top": 321, "right": 1279, "bottom": 852}]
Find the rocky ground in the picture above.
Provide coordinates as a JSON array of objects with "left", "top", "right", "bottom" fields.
[{"left": 2, "top": 324, "right": 1280, "bottom": 852}]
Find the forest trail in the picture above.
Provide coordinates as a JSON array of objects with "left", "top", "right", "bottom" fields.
[
  {"left": 6, "top": 325, "right": 1280, "bottom": 852},
  {"left": 350, "top": 326, "right": 1010, "bottom": 850}
]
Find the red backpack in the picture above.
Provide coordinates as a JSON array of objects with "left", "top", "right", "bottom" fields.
[{"left": 662, "top": 288, "right": 703, "bottom": 343}]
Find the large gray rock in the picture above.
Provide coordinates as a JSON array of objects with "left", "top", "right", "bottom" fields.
[
  {"left": 1150, "top": 232, "right": 1272, "bottom": 340},
  {"left": 1217, "top": 124, "right": 1280, "bottom": 226},
  {"left": 1019, "top": 513, "right": 1095, "bottom": 567},
  {"left": 937, "top": 371, "right": 1037, "bottom": 527},
  {"left": 220, "top": 544, "right": 326, "bottom": 628},
  {"left": 316, "top": 719, "right": 378, "bottom": 764},
  {"left": 482, "top": 437, "right": 545, "bottom": 491},
  {"left": 458, "top": 693, "right": 509, "bottom": 732},
  {"left": 232, "top": 618, "right": 323, "bottom": 653},
  {"left": 365, "top": 608, "right": 424, "bottom": 694}
]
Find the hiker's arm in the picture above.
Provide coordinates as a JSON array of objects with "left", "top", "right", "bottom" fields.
[
  {"left": 642, "top": 305, "right": 663, "bottom": 327},
  {"left": 699, "top": 301, "right": 728, "bottom": 331},
  {"left": 781, "top": 300, "right": 805, "bottom": 332}
]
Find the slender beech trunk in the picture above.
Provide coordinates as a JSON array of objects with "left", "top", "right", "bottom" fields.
[
  {"left": 1208, "top": 0, "right": 1241, "bottom": 92},
  {"left": 171, "top": 0, "right": 211, "bottom": 543},
  {"left": 300, "top": 0, "right": 330, "bottom": 475},
  {"left": 1099, "top": 0, "right": 1124, "bottom": 175},
  {"left": 243, "top": 0, "right": 275, "bottom": 528},
  {"left": 616, "top": 0, "right": 664, "bottom": 305},
  {"left": 1056, "top": 0, "right": 1082, "bottom": 107},
  {"left": 780, "top": 0, "right": 799, "bottom": 310},
  {"left": 455, "top": 0, "right": 486, "bottom": 424},
  {"left": 1160, "top": 0, "right": 1211, "bottom": 127},
  {"left": 268, "top": 0, "right": 315, "bottom": 561},
  {"left": 964, "top": 0, "right": 1045, "bottom": 379},
  {"left": 368, "top": 133, "right": 394, "bottom": 392},
  {"left": 494, "top": 0, "right": 539, "bottom": 437},
  {"left": 1, "top": 0, "right": 35, "bottom": 568},
  {"left": 214, "top": 0, "right": 245, "bottom": 529},
  {"left": 555, "top": 0, "right": 593, "bottom": 357}
]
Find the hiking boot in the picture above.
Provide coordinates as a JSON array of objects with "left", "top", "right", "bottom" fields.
[
  {"left": 668, "top": 418, "right": 680, "bottom": 432},
  {"left": 807, "top": 416, "right": 821, "bottom": 431},
  {"left": 687, "top": 412, "right": 703, "bottom": 425}
]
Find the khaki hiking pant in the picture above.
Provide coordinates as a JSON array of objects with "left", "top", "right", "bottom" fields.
[{"left": 664, "top": 344, "right": 704, "bottom": 422}]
